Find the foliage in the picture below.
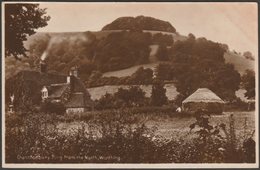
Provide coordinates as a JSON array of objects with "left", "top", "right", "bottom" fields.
[
  {"left": 95, "top": 86, "right": 147, "bottom": 110},
  {"left": 86, "top": 67, "right": 154, "bottom": 87},
  {"left": 128, "top": 67, "right": 153, "bottom": 85},
  {"left": 241, "top": 69, "right": 255, "bottom": 99},
  {"left": 40, "top": 101, "right": 66, "bottom": 115},
  {"left": 152, "top": 33, "right": 173, "bottom": 46},
  {"left": 150, "top": 81, "right": 168, "bottom": 106},
  {"left": 188, "top": 110, "right": 255, "bottom": 163},
  {"left": 5, "top": 74, "right": 42, "bottom": 111},
  {"left": 165, "top": 37, "right": 241, "bottom": 101},
  {"left": 243, "top": 51, "right": 254, "bottom": 61},
  {"left": 156, "top": 45, "right": 169, "bottom": 61},
  {"left": 5, "top": 110, "right": 255, "bottom": 163},
  {"left": 5, "top": 4, "right": 50, "bottom": 59},
  {"left": 224, "top": 98, "right": 250, "bottom": 111},
  {"left": 46, "top": 31, "right": 97, "bottom": 75},
  {"left": 94, "top": 31, "right": 151, "bottom": 72},
  {"left": 155, "top": 63, "right": 173, "bottom": 81},
  {"left": 102, "top": 15, "right": 176, "bottom": 33},
  {"left": 115, "top": 87, "right": 146, "bottom": 106}
]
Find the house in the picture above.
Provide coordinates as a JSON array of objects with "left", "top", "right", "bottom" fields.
[
  {"left": 6, "top": 59, "right": 93, "bottom": 113},
  {"left": 40, "top": 65, "right": 93, "bottom": 113},
  {"left": 182, "top": 88, "right": 225, "bottom": 114}
]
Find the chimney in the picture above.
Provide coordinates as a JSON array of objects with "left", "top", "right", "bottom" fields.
[
  {"left": 40, "top": 60, "right": 47, "bottom": 73},
  {"left": 69, "top": 66, "right": 78, "bottom": 77},
  {"left": 68, "top": 67, "right": 79, "bottom": 92},
  {"left": 67, "top": 76, "right": 70, "bottom": 83}
]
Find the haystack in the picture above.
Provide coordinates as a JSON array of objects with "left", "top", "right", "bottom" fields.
[{"left": 182, "top": 88, "right": 225, "bottom": 114}]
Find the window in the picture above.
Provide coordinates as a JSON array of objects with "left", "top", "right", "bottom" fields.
[{"left": 41, "top": 87, "right": 48, "bottom": 99}]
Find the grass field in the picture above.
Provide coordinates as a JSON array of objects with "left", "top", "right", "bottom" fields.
[
  {"left": 146, "top": 111, "right": 255, "bottom": 140},
  {"left": 57, "top": 111, "right": 255, "bottom": 144},
  {"left": 6, "top": 109, "right": 256, "bottom": 163}
]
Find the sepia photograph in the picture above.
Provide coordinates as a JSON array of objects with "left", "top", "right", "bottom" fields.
[{"left": 2, "top": 2, "right": 258, "bottom": 168}]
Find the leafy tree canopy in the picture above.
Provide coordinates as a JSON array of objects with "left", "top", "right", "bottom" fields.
[
  {"left": 150, "top": 81, "right": 167, "bottom": 106},
  {"left": 167, "top": 37, "right": 240, "bottom": 101},
  {"left": 5, "top": 4, "right": 50, "bottom": 59},
  {"left": 241, "top": 69, "right": 255, "bottom": 99}
]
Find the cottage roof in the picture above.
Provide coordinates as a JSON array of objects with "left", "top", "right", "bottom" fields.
[
  {"left": 65, "top": 93, "right": 86, "bottom": 108},
  {"left": 48, "top": 83, "right": 69, "bottom": 98},
  {"left": 182, "top": 88, "right": 224, "bottom": 104}
]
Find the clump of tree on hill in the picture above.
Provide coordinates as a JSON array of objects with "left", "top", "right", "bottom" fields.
[
  {"left": 86, "top": 67, "right": 154, "bottom": 87},
  {"left": 94, "top": 31, "right": 152, "bottom": 72},
  {"left": 156, "top": 34, "right": 241, "bottom": 102},
  {"left": 95, "top": 81, "right": 168, "bottom": 110},
  {"left": 95, "top": 86, "right": 148, "bottom": 110},
  {"left": 243, "top": 51, "right": 255, "bottom": 61},
  {"left": 152, "top": 33, "right": 173, "bottom": 46},
  {"left": 28, "top": 30, "right": 157, "bottom": 81},
  {"left": 102, "top": 15, "right": 176, "bottom": 33}
]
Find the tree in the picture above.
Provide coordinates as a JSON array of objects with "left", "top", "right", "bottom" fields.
[
  {"left": 243, "top": 51, "right": 254, "bottom": 61},
  {"left": 115, "top": 87, "right": 146, "bottom": 107},
  {"left": 5, "top": 4, "right": 50, "bottom": 59},
  {"left": 156, "top": 45, "right": 169, "bottom": 61},
  {"left": 169, "top": 37, "right": 240, "bottom": 101},
  {"left": 188, "top": 33, "right": 196, "bottom": 41},
  {"left": 155, "top": 63, "right": 172, "bottom": 80},
  {"left": 130, "top": 67, "right": 153, "bottom": 85},
  {"left": 241, "top": 69, "right": 255, "bottom": 99},
  {"left": 94, "top": 31, "right": 151, "bottom": 72},
  {"left": 150, "top": 81, "right": 167, "bottom": 106}
]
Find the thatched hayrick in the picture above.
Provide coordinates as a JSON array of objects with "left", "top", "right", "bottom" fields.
[{"left": 182, "top": 88, "right": 225, "bottom": 114}]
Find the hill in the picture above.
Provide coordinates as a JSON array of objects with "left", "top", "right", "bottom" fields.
[
  {"left": 8, "top": 15, "right": 255, "bottom": 82},
  {"left": 8, "top": 29, "right": 254, "bottom": 81},
  {"left": 224, "top": 51, "right": 255, "bottom": 74},
  {"left": 102, "top": 15, "right": 176, "bottom": 33},
  {"left": 102, "top": 50, "right": 255, "bottom": 78}
]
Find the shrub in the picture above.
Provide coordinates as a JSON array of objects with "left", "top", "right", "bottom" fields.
[
  {"left": 5, "top": 109, "right": 255, "bottom": 163},
  {"left": 224, "top": 98, "right": 249, "bottom": 111},
  {"left": 95, "top": 87, "right": 147, "bottom": 110},
  {"left": 150, "top": 81, "right": 168, "bottom": 106},
  {"left": 40, "top": 101, "right": 66, "bottom": 115}
]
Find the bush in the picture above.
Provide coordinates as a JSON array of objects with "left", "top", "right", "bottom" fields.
[
  {"left": 5, "top": 109, "right": 255, "bottom": 163},
  {"left": 40, "top": 101, "right": 66, "bottom": 115},
  {"left": 95, "top": 87, "right": 147, "bottom": 110},
  {"left": 150, "top": 81, "right": 168, "bottom": 106},
  {"left": 224, "top": 98, "right": 249, "bottom": 111}
]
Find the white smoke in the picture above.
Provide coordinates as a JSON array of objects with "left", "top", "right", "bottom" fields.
[{"left": 41, "top": 51, "right": 48, "bottom": 61}]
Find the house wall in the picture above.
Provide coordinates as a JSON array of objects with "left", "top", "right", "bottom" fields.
[
  {"left": 66, "top": 107, "right": 85, "bottom": 113},
  {"left": 182, "top": 102, "right": 223, "bottom": 114}
]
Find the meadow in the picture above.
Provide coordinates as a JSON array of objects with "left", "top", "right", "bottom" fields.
[
  {"left": 57, "top": 110, "right": 255, "bottom": 141},
  {"left": 5, "top": 109, "right": 256, "bottom": 163}
]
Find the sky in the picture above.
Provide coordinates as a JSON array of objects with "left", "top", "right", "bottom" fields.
[{"left": 37, "top": 2, "right": 258, "bottom": 56}]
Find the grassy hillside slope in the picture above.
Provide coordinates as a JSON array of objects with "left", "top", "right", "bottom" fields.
[
  {"left": 224, "top": 51, "right": 255, "bottom": 74},
  {"left": 8, "top": 30, "right": 255, "bottom": 80}
]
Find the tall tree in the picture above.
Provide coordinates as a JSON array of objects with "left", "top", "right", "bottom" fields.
[
  {"left": 5, "top": 4, "right": 50, "bottom": 59},
  {"left": 241, "top": 69, "right": 255, "bottom": 99},
  {"left": 150, "top": 81, "right": 167, "bottom": 106},
  {"left": 169, "top": 37, "right": 240, "bottom": 101}
]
